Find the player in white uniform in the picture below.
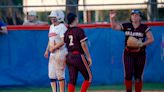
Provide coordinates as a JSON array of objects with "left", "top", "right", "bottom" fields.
[{"left": 44, "top": 10, "right": 67, "bottom": 92}]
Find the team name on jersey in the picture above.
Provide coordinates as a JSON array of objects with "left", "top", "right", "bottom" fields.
[{"left": 125, "top": 31, "right": 143, "bottom": 37}]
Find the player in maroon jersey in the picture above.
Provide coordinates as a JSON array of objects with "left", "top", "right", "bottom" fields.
[
  {"left": 64, "top": 13, "right": 92, "bottom": 92},
  {"left": 110, "top": 9, "right": 154, "bottom": 92}
]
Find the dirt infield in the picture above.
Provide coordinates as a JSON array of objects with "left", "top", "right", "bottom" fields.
[{"left": 88, "top": 90, "right": 164, "bottom": 92}]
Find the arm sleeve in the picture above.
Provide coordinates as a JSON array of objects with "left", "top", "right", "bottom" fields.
[{"left": 78, "top": 28, "right": 88, "bottom": 43}]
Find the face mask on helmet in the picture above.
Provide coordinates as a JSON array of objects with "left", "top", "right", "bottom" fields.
[
  {"left": 49, "top": 10, "right": 65, "bottom": 22},
  {"left": 50, "top": 18, "right": 58, "bottom": 23}
]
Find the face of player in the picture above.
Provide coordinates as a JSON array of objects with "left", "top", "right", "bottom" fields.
[
  {"left": 130, "top": 13, "right": 141, "bottom": 23},
  {"left": 73, "top": 17, "right": 78, "bottom": 25},
  {"left": 28, "top": 15, "right": 37, "bottom": 22},
  {"left": 50, "top": 17, "right": 59, "bottom": 25}
]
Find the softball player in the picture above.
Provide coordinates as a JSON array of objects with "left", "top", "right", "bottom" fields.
[
  {"left": 44, "top": 10, "right": 67, "bottom": 92},
  {"left": 64, "top": 13, "right": 92, "bottom": 92},
  {"left": 110, "top": 10, "right": 154, "bottom": 92}
]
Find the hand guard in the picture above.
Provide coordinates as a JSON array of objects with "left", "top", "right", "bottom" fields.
[{"left": 127, "top": 36, "right": 143, "bottom": 48}]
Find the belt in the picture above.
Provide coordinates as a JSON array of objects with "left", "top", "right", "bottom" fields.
[
  {"left": 69, "top": 51, "right": 80, "bottom": 54},
  {"left": 125, "top": 47, "right": 141, "bottom": 52}
]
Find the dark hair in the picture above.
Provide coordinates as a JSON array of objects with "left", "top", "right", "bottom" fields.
[{"left": 67, "top": 13, "right": 77, "bottom": 25}]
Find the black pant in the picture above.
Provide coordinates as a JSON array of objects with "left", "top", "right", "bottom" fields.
[
  {"left": 123, "top": 49, "right": 146, "bottom": 81},
  {"left": 66, "top": 53, "right": 92, "bottom": 85}
]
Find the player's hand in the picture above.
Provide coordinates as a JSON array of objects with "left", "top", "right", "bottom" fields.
[
  {"left": 138, "top": 41, "right": 144, "bottom": 48},
  {"left": 109, "top": 10, "right": 117, "bottom": 19},
  {"left": 44, "top": 50, "right": 49, "bottom": 58},
  {"left": 49, "top": 46, "right": 56, "bottom": 53},
  {"left": 87, "top": 57, "right": 92, "bottom": 66}
]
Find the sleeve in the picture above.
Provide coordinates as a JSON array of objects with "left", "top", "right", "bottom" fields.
[
  {"left": 120, "top": 23, "right": 129, "bottom": 32},
  {"left": 145, "top": 26, "right": 150, "bottom": 33},
  {"left": 78, "top": 28, "right": 88, "bottom": 43},
  {"left": 59, "top": 24, "right": 67, "bottom": 38}
]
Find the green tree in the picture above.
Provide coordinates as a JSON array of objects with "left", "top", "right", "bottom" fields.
[{"left": 0, "top": 0, "right": 23, "bottom": 25}]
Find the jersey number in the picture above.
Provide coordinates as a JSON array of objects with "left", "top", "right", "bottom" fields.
[{"left": 69, "top": 35, "right": 74, "bottom": 46}]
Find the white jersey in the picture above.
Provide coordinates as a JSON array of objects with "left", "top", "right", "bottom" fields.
[
  {"left": 48, "top": 23, "right": 67, "bottom": 54},
  {"left": 48, "top": 23, "right": 68, "bottom": 79}
]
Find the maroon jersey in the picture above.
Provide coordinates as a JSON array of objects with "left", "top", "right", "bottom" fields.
[
  {"left": 64, "top": 27, "right": 87, "bottom": 54},
  {"left": 121, "top": 23, "right": 150, "bottom": 50}
]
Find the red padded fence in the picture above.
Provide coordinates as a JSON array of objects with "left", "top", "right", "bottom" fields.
[{"left": 7, "top": 22, "right": 164, "bottom": 30}]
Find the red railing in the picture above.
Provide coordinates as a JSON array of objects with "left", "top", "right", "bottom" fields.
[{"left": 7, "top": 22, "right": 164, "bottom": 30}]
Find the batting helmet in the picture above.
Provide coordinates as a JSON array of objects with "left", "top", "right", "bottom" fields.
[
  {"left": 49, "top": 10, "right": 65, "bottom": 22},
  {"left": 131, "top": 9, "right": 143, "bottom": 18}
]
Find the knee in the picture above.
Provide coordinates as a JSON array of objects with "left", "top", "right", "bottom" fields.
[
  {"left": 56, "top": 72, "right": 65, "bottom": 80},
  {"left": 84, "top": 76, "right": 89, "bottom": 81},
  {"left": 70, "top": 77, "right": 77, "bottom": 85},
  {"left": 84, "top": 75, "right": 92, "bottom": 83},
  {"left": 69, "top": 81, "right": 76, "bottom": 85},
  {"left": 125, "top": 74, "right": 132, "bottom": 80},
  {"left": 50, "top": 79, "right": 57, "bottom": 82},
  {"left": 134, "top": 75, "right": 142, "bottom": 82},
  {"left": 49, "top": 73, "right": 56, "bottom": 80},
  {"left": 84, "top": 72, "right": 92, "bottom": 83},
  {"left": 58, "top": 77, "right": 65, "bottom": 81},
  {"left": 135, "top": 78, "right": 142, "bottom": 82}
]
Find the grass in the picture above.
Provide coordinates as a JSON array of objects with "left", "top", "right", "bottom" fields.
[{"left": 0, "top": 83, "right": 163, "bottom": 92}]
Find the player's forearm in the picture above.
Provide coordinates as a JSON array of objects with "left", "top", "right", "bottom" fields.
[
  {"left": 142, "top": 31, "right": 154, "bottom": 47},
  {"left": 53, "top": 37, "right": 65, "bottom": 50},
  {"left": 45, "top": 41, "right": 50, "bottom": 51},
  {"left": 110, "top": 17, "right": 116, "bottom": 28},
  {"left": 54, "top": 42, "right": 64, "bottom": 49},
  {"left": 142, "top": 38, "right": 154, "bottom": 47},
  {"left": 81, "top": 41, "right": 91, "bottom": 58},
  {"left": 49, "top": 42, "right": 64, "bottom": 53},
  {"left": 110, "top": 17, "right": 121, "bottom": 30}
]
